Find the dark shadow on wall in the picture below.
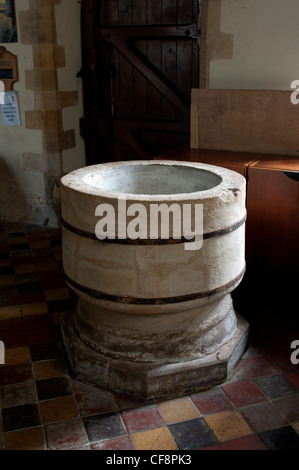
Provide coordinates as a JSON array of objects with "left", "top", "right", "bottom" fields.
[{"left": 0, "top": 156, "right": 60, "bottom": 226}]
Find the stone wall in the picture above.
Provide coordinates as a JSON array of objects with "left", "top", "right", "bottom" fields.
[
  {"left": 0, "top": 0, "right": 85, "bottom": 226},
  {"left": 200, "top": 0, "right": 299, "bottom": 91}
]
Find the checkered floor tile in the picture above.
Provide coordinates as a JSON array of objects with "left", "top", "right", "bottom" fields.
[{"left": 0, "top": 220, "right": 299, "bottom": 450}]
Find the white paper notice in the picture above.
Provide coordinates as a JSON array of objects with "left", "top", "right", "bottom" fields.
[
  {"left": 1, "top": 91, "right": 21, "bottom": 126},
  {"left": 0, "top": 81, "right": 4, "bottom": 105}
]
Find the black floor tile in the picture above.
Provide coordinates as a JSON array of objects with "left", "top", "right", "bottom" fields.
[
  {"left": 47, "top": 299, "right": 74, "bottom": 313},
  {"left": 272, "top": 394, "right": 299, "bottom": 422},
  {"left": 49, "top": 239, "right": 62, "bottom": 247},
  {"left": 36, "top": 376, "right": 73, "bottom": 401},
  {"left": 259, "top": 426, "right": 299, "bottom": 450},
  {"left": 1, "top": 219, "right": 299, "bottom": 451},
  {"left": 2, "top": 403, "right": 41, "bottom": 432},
  {"left": 0, "top": 266, "right": 14, "bottom": 275},
  {"left": 0, "top": 284, "right": 18, "bottom": 297},
  {"left": 17, "top": 281, "right": 43, "bottom": 294},
  {"left": 16, "top": 273, "right": 43, "bottom": 295},
  {"left": 83, "top": 413, "right": 127, "bottom": 443},
  {"left": 9, "top": 243, "right": 30, "bottom": 251},
  {"left": 29, "top": 342, "right": 63, "bottom": 362},
  {"left": 168, "top": 418, "right": 218, "bottom": 450},
  {"left": 7, "top": 232, "right": 26, "bottom": 238},
  {"left": 26, "top": 224, "right": 45, "bottom": 231},
  {"left": 254, "top": 374, "right": 297, "bottom": 399},
  {"left": 0, "top": 363, "right": 33, "bottom": 386},
  {"left": 5, "top": 224, "right": 25, "bottom": 232}
]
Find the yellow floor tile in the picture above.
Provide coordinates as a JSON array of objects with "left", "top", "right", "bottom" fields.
[
  {"left": 5, "top": 427, "right": 46, "bottom": 450},
  {"left": 44, "top": 288, "right": 71, "bottom": 301},
  {"left": 132, "top": 427, "right": 178, "bottom": 451},
  {"left": 21, "top": 302, "right": 48, "bottom": 316},
  {"left": 39, "top": 396, "right": 79, "bottom": 424},
  {"left": 204, "top": 411, "right": 252, "bottom": 442},
  {"left": 14, "top": 264, "right": 36, "bottom": 274},
  {"left": 4, "top": 346, "right": 31, "bottom": 366},
  {"left": 0, "top": 305, "right": 21, "bottom": 320},
  {"left": 33, "top": 359, "right": 67, "bottom": 379},
  {"left": 158, "top": 397, "right": 200, "bottom": 424},
  {"left": 293, "top": 422, "right": 299, "bottom": 434},
  {"left": 0, "top": 275, "right": 15, "bottom": 286}
]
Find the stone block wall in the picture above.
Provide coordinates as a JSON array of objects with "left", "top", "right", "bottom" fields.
[
  {"left": 0, "top": 0, "right": 85, "bottom": 226},
  {"left": 200, "top": 0, "right": 299, "bottom": 90}
]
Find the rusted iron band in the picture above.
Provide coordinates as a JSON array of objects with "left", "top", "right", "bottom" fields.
[
  {"left": 61, "top": 216, "right": 246, "bottom": 245},
  {"left": 64, "top": 268, "right": 245, "bottom": 305}
]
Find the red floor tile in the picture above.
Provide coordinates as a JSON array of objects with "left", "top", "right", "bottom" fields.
[
  {"left": 1, "top": 220, "right": 299, "bottom": 451},
  {"left": 191, "top": 387, "right": 234, "bottom": 415},
  {"left": 121, "top": 404, "right": 165, "bottom": 434},
  {"left": 23, "top": 314, "right": 54, "bottom": 331},
  {"left": 45, "top": 419, "right": 89, "bottom": 450},
  {"left": 203, "top": 435, "right": 267, "bottom": 450},
  {"left": 19, "top": 292, "right": 45, "bottom": 304},
  {"left": 222, "top": 380, "right": 267, "bottom": 407},
  {"left": 91, "top": 436, "right": 135, "bottom": 450},
  {"left": 243, "top": 356, "right": 278, "bottom": 378},
  {"left": 27, "top": 328, "right": 58, "bottom": 345},
  {"left": 0, "top": 330, "right": 28, "bottom": 348},
  {"left": 240, "top": 402, "right": 288, "bottom": 433},
  {"left": 286, "top": 369, "right": 299, "bottom": 388},
  {"left": 266, "top": 351, "right": 297, "bottom": 373}
]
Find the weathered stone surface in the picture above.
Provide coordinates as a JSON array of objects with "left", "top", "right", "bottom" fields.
[
  {"left": 61, "top": 310, "right": 249, "bottom": 400},
  {"left": 60, "top": 160, "right": 249, "bottom": 399},
  {"left": 25, "top": 69, "right": 58, "bottom": 92},
  {"left": 32, "top": 44, "right": 65, "bottom": 69}
]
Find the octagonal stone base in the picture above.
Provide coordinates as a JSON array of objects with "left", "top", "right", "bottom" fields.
[{"left": 61, "top": 311, "right": 249, "bottom": 400}]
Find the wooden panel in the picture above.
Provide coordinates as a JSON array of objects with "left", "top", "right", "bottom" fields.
[
  {"left": 191, "top": 89, "right": 299, "bottom": 156},
  {"left": 244, "top": 155, "right": 299, "bottom": 309},
  {"left": 249, "top": 154, "right": 299, "bottom": 172},
  {"left": 154, "top": 147, "right": 259, "bottom": 176},
  {"left": 81, "top": 0, "right": 200, "bottom": 164},
  {"left": 0, "top": 47, "right": 18, "bottom": 91}
]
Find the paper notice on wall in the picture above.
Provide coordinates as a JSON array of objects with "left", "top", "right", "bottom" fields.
[
  {"left": 0, "top": 81, "right": 4, "bottom": 105},
  {"left": 1, "top": 91, "right": 21, "bottom": 126}
]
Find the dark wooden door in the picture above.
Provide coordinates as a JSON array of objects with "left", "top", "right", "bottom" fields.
[{"left": 80, "top": 0, "right": 201, "bottom": 164}]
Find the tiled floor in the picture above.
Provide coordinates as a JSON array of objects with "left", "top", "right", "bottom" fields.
[{"left": 0, "top": 220, "right": 299, "bottom": 450}]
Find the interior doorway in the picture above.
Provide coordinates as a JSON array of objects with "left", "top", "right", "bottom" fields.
[{"left": 80, "top": 0, "right": 201, "bottom": 164}]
